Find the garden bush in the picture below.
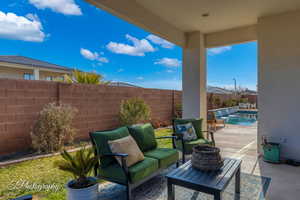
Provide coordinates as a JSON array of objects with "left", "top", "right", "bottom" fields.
[
  {"left": 31, "top": 103, "right": 77, "bottom": 153},
  {"left": 174, "top": 103, "right": 182, "bottom": 118},
  {"left": 119, "top": 97, "right": 151, "bottom": 125}
]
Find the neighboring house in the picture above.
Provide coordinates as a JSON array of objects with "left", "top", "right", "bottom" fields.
[
  {"left": 109, "top": 82, "right": 251, "bottom": 95},
  {"left": 207, "top": 86, "right": 233, "bottom": 94},
  {"left": 242, "top": 88, "right": 257, "bottom": 95},
  {"left": 0, "top": 55, "right": 72, "bottom": 81},
  {"left": 109, "top": 81, "right": 142, "bottom": 88}
]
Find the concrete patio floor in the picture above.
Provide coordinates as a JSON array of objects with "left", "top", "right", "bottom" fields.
[{"left": 213, "top": 124, "right": 300, "bottom": 200}]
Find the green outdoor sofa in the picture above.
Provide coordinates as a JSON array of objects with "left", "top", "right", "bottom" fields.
[
  {"left": 172, "top": 118, "right": 215, "bottom": 163},
  {"left": 89, "top": 123, "right": 180, "bottom": 200}
]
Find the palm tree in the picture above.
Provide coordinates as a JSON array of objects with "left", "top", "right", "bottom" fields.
[{"left": 64, "top": 70, "right": 110, "bottom": 85}]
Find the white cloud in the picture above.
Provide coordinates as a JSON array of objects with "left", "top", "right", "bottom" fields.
[
  {"left": 0, "top": 11, "right": 45, "bottom": 42},
  {"left": 106, "top": 34, "right": 155, "bottom": 56},
  {"left": 97, "top": 57, "right": 109, "bottom": 63},
  {"left": 155, "top": 58, "right": 181, "bottom": 67},
  {"left": 117, "top": 68, "right": 124, "bottom": 73},
  {"left": 208, "top": 46, "right": 232, "bottom": 55},
  {"left": 166, "top": 69, "right": 174, "bottom": 73},
  {"left": 80, "top": 48, "right": 109, "bottom": 63},
  {"left": 146, "top": 34, "right": 175, "bottom": 49},
  {"left": 136, "top": 76, "right": 144, "bottom": 80},
  {"left": 29, "top": 0, "right": 82, "bottom": 16}
]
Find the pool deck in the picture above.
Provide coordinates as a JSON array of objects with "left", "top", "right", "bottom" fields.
[{"left": 213, "top": 123, "right": 300, "bottom": 200}]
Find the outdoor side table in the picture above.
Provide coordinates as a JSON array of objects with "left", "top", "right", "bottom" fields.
[{"left": 166, "top": 158, "right": 241, "bottom": 200}]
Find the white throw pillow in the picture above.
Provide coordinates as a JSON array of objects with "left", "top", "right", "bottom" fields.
[
  {"left": 108, "top": 135, "right": 144, "bottom": 167},
  {"left": 176, "top": 122, "right": 197, "bottom": 141}
]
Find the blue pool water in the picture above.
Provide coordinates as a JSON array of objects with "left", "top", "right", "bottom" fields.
[{"left": 220, "top": 111, "right": 257, "bottom": 126}]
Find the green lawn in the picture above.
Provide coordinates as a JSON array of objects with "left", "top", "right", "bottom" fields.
[{"left": 0, "top": 128, "right": 173, "bottom": 200}]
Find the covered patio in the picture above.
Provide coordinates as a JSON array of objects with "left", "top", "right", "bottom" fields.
[
  {"left": 86, "top": 0, "right": 300, "bottom": 161},
  {"left": 95, "top": 124, "right": 300, "bottom": 200},
  {"left": 83, "top": 0, "right": 300, "bottom": 199}
]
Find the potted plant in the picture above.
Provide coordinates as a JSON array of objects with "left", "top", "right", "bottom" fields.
[{"left": 55, "top": 146, "right": 99, "bottom": 200}]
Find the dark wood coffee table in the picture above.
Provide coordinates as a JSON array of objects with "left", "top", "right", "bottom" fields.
[{"left": 166, "top": 158, "right": 241, "bottom": 200}]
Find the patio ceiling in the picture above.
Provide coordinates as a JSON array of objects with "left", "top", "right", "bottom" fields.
[
  {"left": 136, "top": 0, "right": 300, "bottom": 33},
  {"left": 86, "top": 0, "right": 300, "bottom": 47}
]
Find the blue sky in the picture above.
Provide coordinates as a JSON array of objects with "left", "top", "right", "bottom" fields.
[{"left": 0, "top": 0, "right": 257, "bottom": 90}]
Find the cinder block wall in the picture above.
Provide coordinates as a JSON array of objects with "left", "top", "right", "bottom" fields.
[
  {"left": 0, "top": 79, "right": 256, "bottom": 156},
  {"left": 0, "top": 79, "right": 182, "bottom": 156}
]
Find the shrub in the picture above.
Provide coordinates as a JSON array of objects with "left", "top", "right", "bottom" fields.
[
  {"left": 213, "top": 96, "right": 222, "bottom": 108},
  {"left": 174, "top": 103, "right": 182, "bottom": 118},
  {"left": 151, "top": 119, "right": 162, "bottom": 129},
  {"left": 31, "top": 103, "right": 77, "bottom": 153},
  {"left": 208, "top": 94, "right": 214, "bottom": 109},
  {"left": 223, "top": 98, "right": 238, "bottom": 107},
  {"left": 119, "top": 98, "right": 151, "bottom": 125},
  {"left": 239, "top": 98, "right": 249, "bottom": 103},
  {"left": 151, "top": 120, "right": 170, "bottom": 129}
]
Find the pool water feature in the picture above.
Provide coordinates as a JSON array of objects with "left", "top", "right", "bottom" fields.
[{"left": 220, "top": 110, "right": 257, "bottom": 126}]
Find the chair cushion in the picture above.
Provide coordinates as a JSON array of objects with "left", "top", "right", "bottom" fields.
[
  {"left": 144, "top": 148, "right": 179, "bottom": 169},
  {"left": 99, "top": 157, "right": 159, "bottom": 184},
  {"left": 175, "top": 138, "right": 212, "bottom": 154},
  {"left": 174, "top": 118, "right": 203, "bottom": 139},
  {"left": 108, "top": 135, "right": 145, "bottom": 167},
  {"left": 90, "top": 126, "right": 130, "bottom": 168},
  {"left": 128, "top": 123, "right": 157, "bottom": 152},
  {"left": 175, "top": 122, "right": 197, "bottom": 141}
]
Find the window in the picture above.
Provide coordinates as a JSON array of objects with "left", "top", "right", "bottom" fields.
[
  {"left": 45, "top": 76, "right": 53, "bottom": 81},
  {"left": 23, "top": 73, "right": 34, "bottom": 80}
]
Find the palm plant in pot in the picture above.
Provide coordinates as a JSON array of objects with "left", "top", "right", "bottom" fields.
[{"left": 55, "top": 146, "right": 99, "bottom": 200}]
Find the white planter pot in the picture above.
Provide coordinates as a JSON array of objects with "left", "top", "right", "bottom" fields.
[{"left": 66, "top": 177, "right": 98, "bottom": 200}]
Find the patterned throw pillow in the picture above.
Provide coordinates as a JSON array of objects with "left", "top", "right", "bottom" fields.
[{"left": 176, "top": 122, "right": 197, "bottom": 141}]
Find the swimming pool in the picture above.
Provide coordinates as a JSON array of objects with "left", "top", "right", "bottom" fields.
[{"left": 219, "top": 110, "right": 258, "bottom": 126}]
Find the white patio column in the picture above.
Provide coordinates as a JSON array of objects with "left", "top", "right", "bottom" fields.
[
  {"left": 182, "top": 31, "right": 207, "bottom": 129},
  {"left": 33, "top": 68, "right": 40, "bottom": 80}
]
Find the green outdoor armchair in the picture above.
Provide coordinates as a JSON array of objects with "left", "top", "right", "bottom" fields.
[
  {"left": 172, "top": 118, "right": 215, "bottom": 163},
  {"left": 89, "top": 123, "right": 180, "bottom": 200}
]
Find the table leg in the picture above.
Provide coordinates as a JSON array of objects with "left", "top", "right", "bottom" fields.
[
  {"left": 214, "top": 192, "right": 222, "bottom": 200},
  {"left": 235, "top": 166, "right": 241, "bottom": 194},
  {"left": 167, "top": 180, "right": 175, "bottom": 200}
]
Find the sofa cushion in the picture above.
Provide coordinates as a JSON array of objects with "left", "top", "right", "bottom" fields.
[
  {"left": 174, "top": 118, "right": 203, "bottom": 139},
  {"left": 175, "top": 138, "right": 212, "bottom": 154},
  {"left": 144, "top": 148, "right": 179, "bottom": 169},
  {"left": 99, "top": 162, "right": 127, "bottom": 184},
  {"left": 108, "top": 135, "right": 144, "bottom": 167},
  {"left": 90, "top": 126, "right": 130, "bottom": 168},
  {"left": 128, "top": 123, "right": 157, "bottom": 152},
  {"left": 99, "top": 157, "right": 159, "bottom": 184}
]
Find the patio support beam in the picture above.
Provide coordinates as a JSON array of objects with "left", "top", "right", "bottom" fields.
[
  {"left": 182, "top": 31, "right": 207, "bottom": 129},
  {"left": 85, "top": 0, "right": 185, "bottom": 47},
  {"left": 205, "top": 25, "right": 257, "bottom": 48}
]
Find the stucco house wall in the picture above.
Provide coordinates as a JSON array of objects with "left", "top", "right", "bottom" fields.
[
  {"left": 258, "top": 11, "right": 300, "bottom": 161},
  {"left": 0, "top": 66, "right": 32, "bottom": 79},
  {"left": 0, "top": 62, "right": 70, "bottom": 81}
]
